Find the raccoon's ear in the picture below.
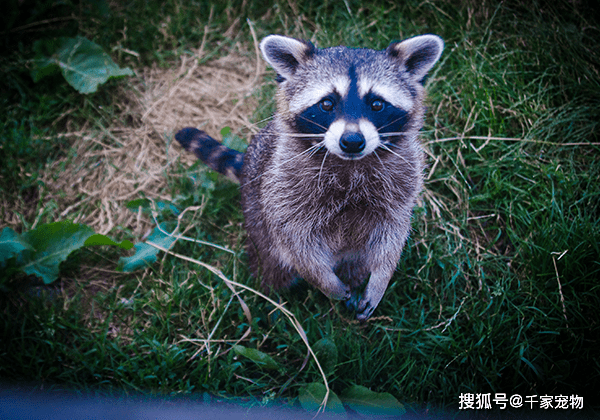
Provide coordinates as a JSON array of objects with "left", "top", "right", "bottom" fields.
[
  {"left": 260, "top": 35, "right": 316, "bottom": 82},
  {"left": 387, "top": 35, "right": 444, "bottom": 83}
]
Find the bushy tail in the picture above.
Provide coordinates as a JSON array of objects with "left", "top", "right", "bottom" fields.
[{"left": 175, "top": 127, "right": 244, "bottom": 183}]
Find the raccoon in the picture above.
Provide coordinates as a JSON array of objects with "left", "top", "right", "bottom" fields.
[{"left": 176, "top": 33, "right": 443, "bottom": 320}]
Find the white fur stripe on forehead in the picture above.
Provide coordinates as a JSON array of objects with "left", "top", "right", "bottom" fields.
[
  {"left": 288, "top": 75, "right": 352, "bottom": 114},
  {"left": 358, "top": 78, "right": 414, "bottom": 111}
]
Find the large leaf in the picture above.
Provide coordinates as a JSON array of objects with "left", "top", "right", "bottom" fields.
[
  {"left": 118, "top": 224, "right": 177, "bottom": 272},
  {"left": 220, "top": 126, "right": 248, "bottom": 153},
  {"left": 6, "top": 222, "right": 133, "bottom": 284},
  {"left": 232, "top": 345, "right": 279, "bottom": 371},
  {"left": 0, "top": 227, "right": 34, "bottom": 266},
  {"left": 32, "top": 36, "right": 133, "bottom": 94},
  {"left": 298, "top": 382, "right": 345, "bottom": 415},
  {"left": 312, "top": 337, "right": 339, "bottom": 375},
  {"left": 84, "top": 234, "right": 133, "bottom": 250},
  {"left": 125, "top": 198, "right": 180, "bottom": 216},
  {"left": 20, "top": 222, "right": 95, "bottom": 284},
  {"left": 341, "top": 385, "right": 406, "bottom": 417}
]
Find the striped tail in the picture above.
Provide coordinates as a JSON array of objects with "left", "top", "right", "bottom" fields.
[{"left": 175, "top": 127, "right": 244, "bottom": 183}]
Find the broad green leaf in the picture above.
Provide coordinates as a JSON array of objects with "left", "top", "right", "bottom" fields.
[
  {"left": 221, "top": 128, "right": 248, "bottom": 153},
  {"left": 313, "top": 337, "right": 338, "bottom": 375},
  {"left": 154, "top": 201, "right": 180, "bottom": 215},
  {"left": 0, "top": 227, "right": 34, "bottom": 265},
  {"left": 298, "top": 382, "right": 345, "bottom": 415},
  {"left": 220, "top": 126, "right": 231, "bottom": 137},
  {"left": 341, "top": 385, "right": 406, "bottom": 417},
  {"left": 232, "top": 345, "right": 279, "bottom": 370},
  {"left": 118, "top": 224, "right": 177, "bottom": 272},
  {"left": 2, "top": 222, "right": 137, "bottom": 284},
  {"left": 126, "top": 198, "right": 152, "bottom": 210},
  {"left": 125, "top": 199, "right": 180, "bottom": 216},
  {"left": 84, "top": 234, "right": 133, "bottom": 250},
  {"left": 20, "top": 221, "right": 96, "bottom": 284},
  {"left": 32, "top": 36, "right": 133, "bottom": 94},
  {"left": 31, "top": 38, "right": 63, "bottom": 81}
]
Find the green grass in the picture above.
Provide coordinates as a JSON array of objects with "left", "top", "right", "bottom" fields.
[{"left": 1, "top": 0, "right": 599, "bottom": 416}]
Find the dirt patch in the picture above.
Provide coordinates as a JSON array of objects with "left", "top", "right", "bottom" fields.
[{"left": 38, "top": 45, "right": 265, "bottom": 236}]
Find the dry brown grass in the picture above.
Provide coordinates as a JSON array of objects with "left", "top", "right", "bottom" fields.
[{"left": 35, "top": 46, "right": 264, "bottom": 237}]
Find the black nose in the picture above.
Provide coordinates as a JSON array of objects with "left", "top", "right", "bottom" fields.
[{"left": 339, "top": 132, "right": 366, "bottom": 153}]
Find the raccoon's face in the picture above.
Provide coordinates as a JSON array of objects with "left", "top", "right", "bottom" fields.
[
  {"left": 293, "top": 66, "right": 411, "bottom": 160},
  {"left": 260, "top": 34, "right": 444, "bottom": 160}
]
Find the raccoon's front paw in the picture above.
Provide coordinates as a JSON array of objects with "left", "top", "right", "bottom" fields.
[
  {"left": 328, "top": 282, "right": 351, "bottom": 301},
  {"left": 344, "top": 289, "right": 361, "bottom": 312},
  {"left": 345, "top": 291, "right": 374, "bottom": 320},
  {"left": 355, "top": 299, "right": 375, "bottom": 321},
  {"left": 310, "top": 271, "right": 351, "bottom": 300}
]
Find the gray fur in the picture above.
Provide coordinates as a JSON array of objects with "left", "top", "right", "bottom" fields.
[{"left": 176, "top": 34, "right": 443, "bottom": 320}]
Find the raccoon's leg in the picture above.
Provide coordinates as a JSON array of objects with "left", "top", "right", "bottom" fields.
[
  {"left": 297, "top": 263, "right": 352, "bottom": 301},
  {"left": 355, "top": 265, "right": 396, "bottom": 320},
  {"left": 311, "top": 270, "right": 352, "bottom": 301},
  {"left": 266, "top": 235, "right": 352, "bottom": 300},
  {"left": 354, "top": 223, "right": 410, "bottom": 320}
]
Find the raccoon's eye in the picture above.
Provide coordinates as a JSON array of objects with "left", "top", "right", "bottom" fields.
[
  {"left": 371, "top": 99, "right": 384, "bottom": 112},
  {"left": 320, "top": 99, "right": 334, "bottom": 112}
]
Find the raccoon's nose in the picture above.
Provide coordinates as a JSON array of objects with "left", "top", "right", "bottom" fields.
[{"left": 339, "top": 132, "right": 366, "bottom": 154}]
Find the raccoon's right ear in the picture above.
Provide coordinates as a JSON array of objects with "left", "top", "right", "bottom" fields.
[{"left": 260, "top": 35, "right": 316, "bottom": 82}]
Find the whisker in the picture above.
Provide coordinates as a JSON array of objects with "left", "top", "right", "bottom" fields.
[
  {"left": 308, "top": 143, "right": 325, "bottom": 159},
  {"left": 317, "top": 149, "right": 329, "bottom": 188},
  {"left": 251, "top": 115, "right": 275, "bottom": 126},
  {"left": 385, "top": 142, "right": 412, "bottom": 151},
  {"left": 277, "top": 132, "right": 326, "bottom": 138},
  {"left": 297, "top": 114, "right": 329, "bottom": 132},
  {"left": 276, "top": 141, "right": 324, "bottom": 168},
  {"left": 373, "top": 149, "right": 385, "bottom": 169},
  {"left": 379, "top": 129, "right": 435, "bottom": 138},
  {"left": 377, "top": 115, "right": 410, "bottom": 132},
  {"left": 241, "top": 140, "right": 326, "bottom": 187},
  {"left": 378, "top": 132, "right": 406, "bottom": 138},
  {"left": 378, "top": 143, "right": 415, "bottom": 170}
]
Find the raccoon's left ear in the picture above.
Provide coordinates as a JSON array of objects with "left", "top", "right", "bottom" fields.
[
  {"left": 260, "top": 35, "right": 317, "bottom": 82},
  {"left": 387, "top": 35, "right": 444, "bottom": 83}
]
